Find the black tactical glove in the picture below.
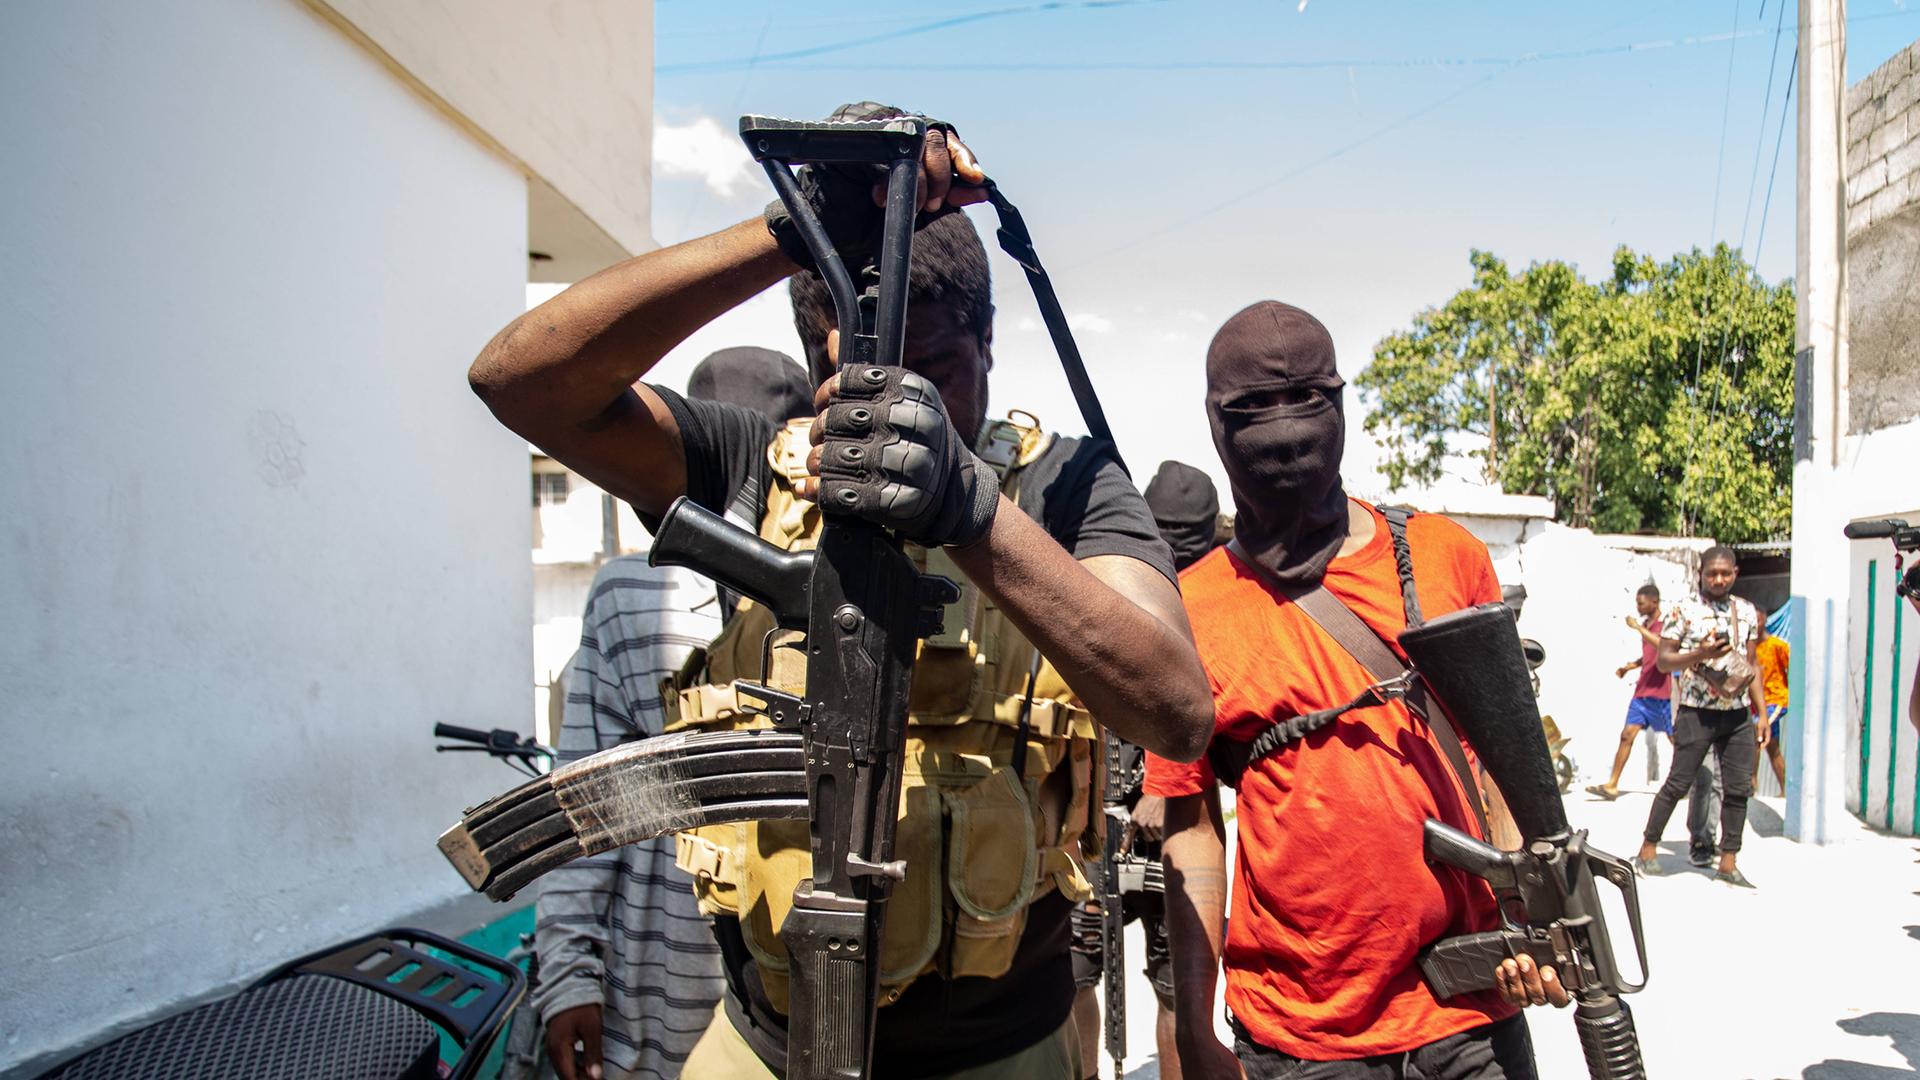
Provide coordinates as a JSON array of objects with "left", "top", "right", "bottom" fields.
[
  {"left": 816, "top": 365, "right": 1000, "bottom": 548},
  {"left": 764, "top": 101, "right": 952, "bottom": 272}
]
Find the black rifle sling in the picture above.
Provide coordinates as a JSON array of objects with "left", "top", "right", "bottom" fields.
[{"left": 981, "top": 183, "right": 1123, "bottom": 469}]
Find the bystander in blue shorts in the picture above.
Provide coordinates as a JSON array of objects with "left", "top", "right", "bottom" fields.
[
  {"left": 1766, "top": 703, "right": 1786, "bottom": 743},
  {"left": 1625, "top": 696, "right": 1673, "bottom": 736}
]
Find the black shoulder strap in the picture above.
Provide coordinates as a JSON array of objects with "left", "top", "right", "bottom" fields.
[
  {"left": 1380, "top": 505, "right": 1424, "bottom": 629},
  {"left": 982, "top": 183, "right": 1125, "bottom": 474}
]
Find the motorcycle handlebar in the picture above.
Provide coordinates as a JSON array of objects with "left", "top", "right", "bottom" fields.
[{"left": 434, "top": 723, "right": 494, "bottom": 745}]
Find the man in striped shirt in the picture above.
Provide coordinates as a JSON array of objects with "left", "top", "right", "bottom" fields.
[{"left": 532, "top": 349, "right": 813, "bottom": 1080}]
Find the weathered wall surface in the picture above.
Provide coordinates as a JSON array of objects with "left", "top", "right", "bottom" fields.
[
  {"left": 1845, "top": 39, "right": 1920, "bottom": 435},
  {"left": 311, "top": 0, "right": 655, "bottom": 281},
  {"left": 0, "top": 1, "right": 531, "bottom": 1070}
]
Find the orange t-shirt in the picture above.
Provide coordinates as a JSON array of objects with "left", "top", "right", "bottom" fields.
[
  {"left": 1145, "top": 501, "right": 1516, "bottom": 1059},
  {"left": 1756, "top": 635, "right": 1790, "bottom": 709}
]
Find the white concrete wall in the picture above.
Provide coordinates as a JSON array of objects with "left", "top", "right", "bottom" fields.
[
  {"left": 1497, "top": 526, "right": 1705, "bottom": 791},
  {"left": 312, "top": 0, "right": 656, "bottom": 280},
  {"left": 1839, "top": 418, "right": 1920, "bottom": 836},
  {"left": 0, "top": 1, "right": 531, "bottom": 1070}
]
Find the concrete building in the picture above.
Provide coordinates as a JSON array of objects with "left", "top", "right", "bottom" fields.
[
  {"left": 0, "top": 1, "right": 652, "bottom": 1073},
  {"left": 1839, "top": 39, "right": 1920, "bottom": 837},
  {"left": 530, "top": 453, "right": 650, "bottom": 743}
]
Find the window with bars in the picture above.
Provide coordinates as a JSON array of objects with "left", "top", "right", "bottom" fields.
[{"left": 532, "top": 471, "right": 570, "bottom": 507}]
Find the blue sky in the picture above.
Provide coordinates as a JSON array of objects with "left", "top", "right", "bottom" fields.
[{"left": 637, "top": 1, "right": 1920, "bottom": 499}]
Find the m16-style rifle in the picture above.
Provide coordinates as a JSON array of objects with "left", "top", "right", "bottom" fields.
[{"left": 1399, "top": 604, "right": 1651, "bottom": 1080}]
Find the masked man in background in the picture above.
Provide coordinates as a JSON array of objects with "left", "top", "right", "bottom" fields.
[{"left": 1152, "top": 302, "right": 1564, "bottom": 1080}]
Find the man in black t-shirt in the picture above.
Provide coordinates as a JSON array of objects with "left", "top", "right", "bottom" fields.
[{"left": 467, "top": 109, "right": 1212, "bottom": 1078}]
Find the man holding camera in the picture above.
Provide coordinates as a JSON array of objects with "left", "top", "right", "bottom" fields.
[{"left": 1634, "top": 546, "right": 1768, "bottom": 888}]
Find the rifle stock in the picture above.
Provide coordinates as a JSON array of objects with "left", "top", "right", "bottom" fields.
[
  {"left": 1399, "top": 604, "right": 1567, "bottom": 839},
  {"left": 1401, "top": 605, "right": 1650, "bottom": 1080}
]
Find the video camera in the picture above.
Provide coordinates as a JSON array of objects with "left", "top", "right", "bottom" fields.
[{"left": 1843, "top": 519, "right": 1920, "bottom": 599}]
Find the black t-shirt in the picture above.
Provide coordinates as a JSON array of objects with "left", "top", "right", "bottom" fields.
[{"left": 649, "top": 385, "right": 1175, "bottom": 1075}]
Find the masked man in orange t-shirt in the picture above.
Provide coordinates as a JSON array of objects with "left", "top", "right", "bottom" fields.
[{"left": 1150, "top": 302, "right": 1565, "bottom": 1080}]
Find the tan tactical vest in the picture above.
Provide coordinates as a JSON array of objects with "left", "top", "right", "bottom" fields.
[{"left": 667, "top": 413, "right": 1098, "bottom": 1012}]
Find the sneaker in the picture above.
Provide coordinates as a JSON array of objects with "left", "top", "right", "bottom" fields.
[
  {"left": 1715, "top": 868, "right": 1757, "bottom": 889},
  {"left": 1633, "top": 856, "right": 1662, "bottom": 877},
  {"left": 1688, "top": 848, "right": 1713, "bottom": 868}
]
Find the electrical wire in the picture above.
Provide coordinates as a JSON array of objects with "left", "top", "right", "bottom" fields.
[
  {"left": 1709, "top": 0, "right": 1744, "bottom": 248},
  {"left": 1739, "top": 0, "right": 1794, "bottom": 255},
  {"left": 675, "top": 10, "right": 1920, "bottom": 76},
  {"left": 1076, "top": 62, "right": 1519, "bottom": 265},
  {"left": 658, "top": 0, "right": 1171, "bottom": 74},
  {"left": 1751, "top": 45, "right": 1798, "bottom": 268}
]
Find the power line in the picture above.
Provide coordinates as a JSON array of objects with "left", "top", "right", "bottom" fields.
[
  {"left": 1751, "top": 44, "right": 1797, "bottom": 268},
  {"left": 664, "top": 10, "right": 1920, "bottom": 77},
  {"left": 1738, "top": 0, "right": 1793, "bottom": 254},
  {"left": 1073, "top": 62, "right": 1520, "bottom": 265},
  {"left": 1708, "top": 0, "right": 1745, "bottom": 244},
  {"left": 657, "top": 0, "right": 1170, "bottom": 74}
]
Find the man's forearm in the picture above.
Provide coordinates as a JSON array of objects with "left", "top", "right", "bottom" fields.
[
  {"left": 1655, "top": 641, "right": 1700, "bottom": 673},
  {"left": 1163, "top": 791, "right": 1229, "bottom": 1056},
  {"left": 469, "top": 218, "right": 792, "bottom": 446},
  {"left": 948, "top": 502, "right": 1213, "bottom": 761}
]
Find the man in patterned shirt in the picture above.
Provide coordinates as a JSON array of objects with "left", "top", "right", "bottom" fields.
[
  {"left": 1635, "top": 546, "right": 1769, "bottom": 888},
  {"left": 533, "top": 349, "right": 813, "bottom": 1080}
]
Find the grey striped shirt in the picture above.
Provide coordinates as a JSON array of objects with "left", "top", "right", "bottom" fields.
[{"left": 532, "top": 554, "right": 726, "bottom": 1079}]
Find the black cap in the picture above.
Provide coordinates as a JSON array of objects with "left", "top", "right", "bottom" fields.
[
  {"left": 1144, "top": 460, "right": 1220, "bottom": 525},
  {"left": 686, "top": 347, "right": 813, "bottom": 420}
]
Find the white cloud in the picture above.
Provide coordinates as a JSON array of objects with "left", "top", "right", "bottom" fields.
[
  {"left": 655, "top": 115, "right": 758, "bottom": 198},
  {"left": 1015, "top": 316, "right": 1041, "bottom": 333},
  {"left": 1068, "top": 312, "right": 1114, "bottom": 334}
]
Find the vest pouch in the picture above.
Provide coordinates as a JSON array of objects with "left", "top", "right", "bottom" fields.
[
  {"left": 942, "top": 762, "right": 1038, "bottom": 979},
  {"left": 907, "top": 642, "right": 979, "bottom": 721},
  {"left": 731, "top": 783, "right": 946, "bottom": 1015}
]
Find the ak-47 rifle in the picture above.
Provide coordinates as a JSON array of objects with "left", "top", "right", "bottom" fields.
[
  {"left": 1399, "top": 604, "right": 1651, "bottom": 1080},
  {"left": 436, "top": 109, "right": 1125, "bottom": 1079}
]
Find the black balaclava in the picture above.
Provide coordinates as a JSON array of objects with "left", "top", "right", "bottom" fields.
[
  {"left": 1144, "top": 460, "right": 1221, "bottom": 571},
  {"left": 686, "top": 346, "right": 814, "bottom": 421},
  {"left": 1205, "top": 301, "right": 1348, "bottom": 589}
]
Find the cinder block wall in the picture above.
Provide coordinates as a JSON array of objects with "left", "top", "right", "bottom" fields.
[{"left": 1846, "top": 39, "right": 1920, "bottom": 435}]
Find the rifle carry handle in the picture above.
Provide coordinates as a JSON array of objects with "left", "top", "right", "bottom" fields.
[
  {"left": 740, "top": 115, "right": 928, "bottom": 166},
  {"left": 649, "top": 496, "right": 813, "bottom": 630}
]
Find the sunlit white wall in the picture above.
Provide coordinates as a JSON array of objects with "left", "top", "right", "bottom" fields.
[{"left": 0, "top": 1, "right": 530, "bottom": 1069}]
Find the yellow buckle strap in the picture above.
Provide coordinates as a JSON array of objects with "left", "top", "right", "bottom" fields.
[
  {"left": 1039, "top": 844, "right": 1093, "bottom": 903},
  {"left": 674, "top": 831, "right": 734, "bottom": 883},
  {"left": 677, "top": 682, "right": 748, "bottom": 725}
]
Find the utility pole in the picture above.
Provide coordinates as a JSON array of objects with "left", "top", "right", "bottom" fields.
[{"left": 1786, "top": 0, "right": 1850, "bottom": 843}]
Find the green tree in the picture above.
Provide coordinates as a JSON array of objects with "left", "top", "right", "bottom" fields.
[{"left": 1358, "top": 244, "right": 1794, "bottom": 543}]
